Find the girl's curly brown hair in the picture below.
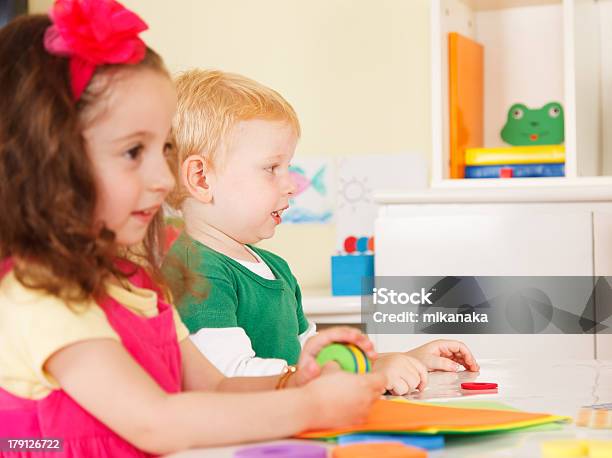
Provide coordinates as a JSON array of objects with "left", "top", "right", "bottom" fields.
[{"left": 0, "top": 15, "right": 171, "bottom": 303}]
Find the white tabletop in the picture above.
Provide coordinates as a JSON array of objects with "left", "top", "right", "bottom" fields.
[{"left": 167, "top": 359, "right": 612, "bottom": 458}]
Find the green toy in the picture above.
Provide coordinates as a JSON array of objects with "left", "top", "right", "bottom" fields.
[
  {"left": 316, "top": 343, "right": 371, "bottom": 374},
  {"left": 501, "top": 102, "right": 564, "bottom": 146}
]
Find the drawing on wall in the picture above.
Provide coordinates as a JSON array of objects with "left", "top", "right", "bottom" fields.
[
  {"left": 335, "top": 153, "right": 428, "bottom": 251},
  {"left": 338, "top": 174, "right": 373, "bottom": 213},
  {"left": 283, "top": 157, "right": 335, "bottom": 224}
]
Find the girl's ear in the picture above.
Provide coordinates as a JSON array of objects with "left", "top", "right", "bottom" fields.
[{"left": 181, "top": 155, "right": 214, "bottom": 203}]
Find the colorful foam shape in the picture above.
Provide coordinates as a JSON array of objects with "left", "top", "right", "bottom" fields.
[
  {"left": 337, "top": 433, "right": 444, "bottom": 450},
  {"left": 235, "top": 443, "right": 327, "bottom": 458},
  {"left": 540, "top": 440, "right": 588, "bottom": 458},
  {"left": 461, "top": 382, "right": 498, "bottom": 390},
  {"left": 317, "top": 344, "right": 357, "bottom": 372},
  {"left": 316, "top": 343, "right": 371, "bottom": 374},
  {"left": 346, "top": 343, "right": 370, "bottom": 373},
  {"left": 588, "top": 440, "right": 612, "bottom": 458},
  {"left": 332, "top": 443, "right": 427, "bottom": 458},
  {"left": 296, "top": 400, "right": 571, "bottom": 439}
]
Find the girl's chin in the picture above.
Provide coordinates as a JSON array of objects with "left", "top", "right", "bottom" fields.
[{"left": 114, "top": 232, "right": 148, "bottom": 247}]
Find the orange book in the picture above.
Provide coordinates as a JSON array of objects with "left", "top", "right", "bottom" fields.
[
  {"left": 448, "top": 32, "right": 484, "bottom": 179},
  {"left": 296, "top": 400, "right": 569, "bottom": 439}
]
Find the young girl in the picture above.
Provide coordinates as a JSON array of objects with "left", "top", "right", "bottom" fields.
[{"left": 0, "top": 2, "right": 386, "bottom": 456}]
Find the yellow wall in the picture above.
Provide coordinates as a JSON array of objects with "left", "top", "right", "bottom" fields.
[
  {"left": 28, "top": 0, "right": 431, "bottom": 292},
  {"left": 27, "top": 0, "right": 50, "bottom": 14}
]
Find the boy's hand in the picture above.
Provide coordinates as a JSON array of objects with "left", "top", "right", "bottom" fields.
[
  {"left": 290, "top": 326, "right": 377, "bottom": 387},
  {"left": 405, "top": 339, "right": 480, "bottom": 372},
  {"left": 372, "top": 353, "right": 428, "bottom": 395}
]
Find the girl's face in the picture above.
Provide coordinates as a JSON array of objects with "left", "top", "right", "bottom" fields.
[{"left": 83, "top": 69, "right": 176, "bottom": 246}]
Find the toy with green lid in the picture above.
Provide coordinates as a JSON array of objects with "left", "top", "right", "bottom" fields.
[{"left": 316, "top": 343, "right": 372, "bottom": 374}]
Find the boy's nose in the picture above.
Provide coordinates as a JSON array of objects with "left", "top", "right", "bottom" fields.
[{"left": 285, "top": 174, "right": 298, "bottom": 196}]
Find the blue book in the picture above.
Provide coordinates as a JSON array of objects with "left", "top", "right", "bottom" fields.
[{"left": 465, "top": 163, "right": 565, "bottom": 179}]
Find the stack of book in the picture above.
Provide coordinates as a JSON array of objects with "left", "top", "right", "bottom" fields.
[{"left": 464, "top": 145, "right": 565, "bottom": 179}]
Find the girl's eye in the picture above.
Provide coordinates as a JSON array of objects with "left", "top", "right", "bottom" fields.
[
  {"left": 265, "top": 165, "right": 278, "bottom": 173},
  {"left": 124, "top": 144, "right": 144, "bottom": 161},
  {"left": 163, "top": 142, "right": 174, "bottom": 156}
]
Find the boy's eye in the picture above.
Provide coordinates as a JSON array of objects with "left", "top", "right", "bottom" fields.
[{"left": 124, "top": 144, "right": 144, "bottom": 161}]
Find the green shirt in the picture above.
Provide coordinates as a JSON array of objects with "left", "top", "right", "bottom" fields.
[{"left": 162, "top": 232, "right": 309, "bottom": 365}]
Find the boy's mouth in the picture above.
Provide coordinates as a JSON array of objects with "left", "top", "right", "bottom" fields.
[{"left": 271, "top": 206, "right": 288, "bottom": 224}]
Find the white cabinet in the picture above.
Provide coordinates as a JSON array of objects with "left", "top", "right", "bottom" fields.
[
  {"left": 593, "top": 212, "right": 612, "bottom": 359},
  {"left": 373, "top": 185, "right": 612, "bottom": 359},
  {"left": 375, "top": 211, "right": 592, "bottom": 276}
]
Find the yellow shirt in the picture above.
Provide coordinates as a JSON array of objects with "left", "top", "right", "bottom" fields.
[{"left": 0, "top": 271, "right": 189, "bottom": 399}]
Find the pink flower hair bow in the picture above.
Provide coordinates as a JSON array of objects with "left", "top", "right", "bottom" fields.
[{"left": 43, "top": 0, "right": 149, "bottom": 101}]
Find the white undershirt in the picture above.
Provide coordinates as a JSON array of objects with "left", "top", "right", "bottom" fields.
[
  {"left": 189, "top": 246, "right": 317, "bottom": 376},
  {"left": 231, "top": 246, "right": 275, "bottom": 280},
  {"left": 190, "top": 322, "right": 317, "bottom": 376}
]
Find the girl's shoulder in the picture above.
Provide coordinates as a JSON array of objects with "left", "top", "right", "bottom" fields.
[
  {"left": 0, "top": 269, "right": 111, "bottom": 330},
  {"left": 0, "top": 269, "right": 91, "bottom": 311},
  {"left": 0, "top": 270, "right": 119, "bottom": 400}
]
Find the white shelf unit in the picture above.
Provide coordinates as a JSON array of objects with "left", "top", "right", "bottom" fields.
[{"left": 431, "top": 0, "right": 604, "bottom": 186}]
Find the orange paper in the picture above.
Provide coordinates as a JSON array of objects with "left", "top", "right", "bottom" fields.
[{"left": 297, "top": 400, "right": 568, "bottom": 439}]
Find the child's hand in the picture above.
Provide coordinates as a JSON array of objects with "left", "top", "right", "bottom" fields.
[
  {"left": 372, "top": 353, "right": 428, "bottom": 395},
  {"left": 405, "top": 339, "right": 480, "bottom": 372},
  {"left": 291, "top": 326, "right": 377, "bottom": 387},
  {"left": 303, "top": 371, "right": 386, "bottom": 430}
]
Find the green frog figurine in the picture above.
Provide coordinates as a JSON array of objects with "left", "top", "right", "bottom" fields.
[{"left": 501, "top": 102, "right": 564, "bottom": 146}]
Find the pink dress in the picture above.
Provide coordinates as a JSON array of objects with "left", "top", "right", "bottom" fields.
[{"left": 0, "top": 262, "right": 183, "bottom": 457}]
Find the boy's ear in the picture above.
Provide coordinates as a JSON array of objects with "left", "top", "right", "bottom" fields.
[{"left": 181, "top": 155, "right": 214, "bottom": 203}]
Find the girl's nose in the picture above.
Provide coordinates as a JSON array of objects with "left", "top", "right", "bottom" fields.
[{"left": 152, "top": 157, "right": 176, "bottom": 194}]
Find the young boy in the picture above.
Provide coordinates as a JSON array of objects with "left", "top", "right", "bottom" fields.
[{"left": 162, "top": 69, "right": 479, "bottom": 395}]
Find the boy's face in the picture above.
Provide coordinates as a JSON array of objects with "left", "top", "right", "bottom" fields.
[{"left": 209, "top": 119, "right": 298, "bottom": 244}]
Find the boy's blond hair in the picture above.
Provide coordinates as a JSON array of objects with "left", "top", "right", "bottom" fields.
[{"left": 167, "top": 69, "right": 301, "bottom": 208}]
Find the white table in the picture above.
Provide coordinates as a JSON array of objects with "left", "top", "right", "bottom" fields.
[{"left": 167, "top": 359, "right": 612, "bottom": 458}]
